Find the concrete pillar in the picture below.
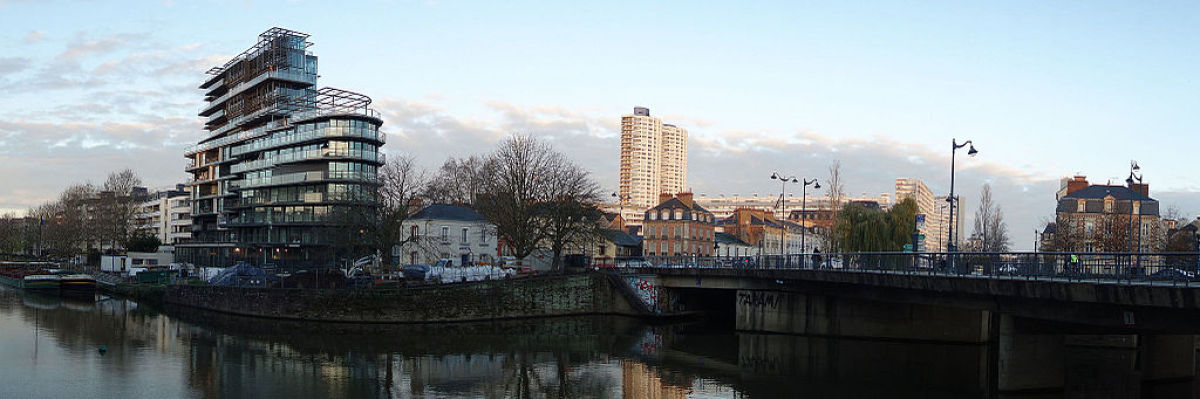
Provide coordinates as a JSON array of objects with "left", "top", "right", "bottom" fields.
[
  {"left": 1141, "top": 335, "right": 1197, "bottom": 398},
  {"left": 735, "top": 290, "right": 992, "bottom": 343},
  {"left": 996, "top": 315, "right": 1065, "bottom": 395}
]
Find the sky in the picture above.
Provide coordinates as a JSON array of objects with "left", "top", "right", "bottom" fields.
[{"left": 1, "top": 0, "right": 1198, "bottom": 250}]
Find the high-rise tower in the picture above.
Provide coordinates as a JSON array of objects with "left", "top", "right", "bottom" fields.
[
  {"left": 178, "top": 28, "right": 385, "bottom": 269},
  {"left": 618, "top": 107, "right": 688, "bottom": 225}
]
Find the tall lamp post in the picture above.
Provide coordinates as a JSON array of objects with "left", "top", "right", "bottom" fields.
[
  {"left": 801, "top": 178, "right": 820, "bottom": 256},
  {"left": 1125, "top": 161, "right": 1142, "bottom": 253},
  {"left": 770, "top": 172, "right": 798, "bottom": 256},
  {"left": 611, "top": 192, "right": 631, "bottom": 229},
  {"left": 947, "top": 138, "right": 978, "bottom": 254}
]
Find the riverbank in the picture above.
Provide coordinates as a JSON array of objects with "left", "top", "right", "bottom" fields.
[{"left": 163, "top": 273, "right": 652, "bottom": 323}]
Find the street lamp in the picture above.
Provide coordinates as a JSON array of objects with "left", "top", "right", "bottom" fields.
[
  {"left": 801, "top": 178, "right": 820, "bottom": 258},
  {"left": 947, "top": 138, "right": 977, "bottom": 254},
  {"left": 611, "top": 192, "right": 632, "bottom": 228},
  {"left": 1126, "top": 161, "right": 1142, "bottom": 254},
  {"left": 770, "top": 172, "right": 799, "bottom": 256}
]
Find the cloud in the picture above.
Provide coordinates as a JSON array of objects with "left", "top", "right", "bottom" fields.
[
  {"left": 0, "top": 57, "right": 31, "bottom": 76},
  {"left": 23, "top": 30, "right": 43, "bottom": 43},
  {"left": 56, "top": 32, "right": 147, "bottom": 62}
]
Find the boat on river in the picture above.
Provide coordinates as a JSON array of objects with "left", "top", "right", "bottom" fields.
[{"left": 58, "top": 274, "right": 97, "bottom": 298}]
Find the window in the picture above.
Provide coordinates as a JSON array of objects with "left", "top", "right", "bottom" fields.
[
  {"left": 410, "top": 225, "right": 418, "bottom": 239},
  {"left": 480, "top": 228, "right": 487, "bottom": 245},
  {"left": 649, "top": 211, "right": 657, "bottom": 220},
  {"left": 441, "top": 226, "right": 449, "bottom": 241},
  {"left": 1077, "top": 200, "right": 1085, "bottom": 212},
  {"left": 674, "top": 209, "right": 683, "bottom": 220},
  {"left": 661, "top": 210, "right": 669, "bottom": 220},
  {"left": 462, "top": 227, "right": 469, "bottom": 243}
]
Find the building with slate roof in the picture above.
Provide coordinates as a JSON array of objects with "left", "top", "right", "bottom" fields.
[
  {"left": 642, "top": 193, "right": 715, "bottom": 257},
  {"left": 397, "top": 204, "right": 497, "bottom": 266},
  {"left": 1053, "top": 175, "right": 1165, "bottom": 252}
]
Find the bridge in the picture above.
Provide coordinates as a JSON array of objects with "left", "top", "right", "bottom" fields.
[{"left": 611, "top": 252, "right": 1200, "bottom": 396}]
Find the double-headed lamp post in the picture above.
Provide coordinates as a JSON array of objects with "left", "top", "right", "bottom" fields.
[
  {"left": 1125, "top": 161, "right": 1142, "bottom": 253},
  {"left": 611, "top": 192, "right": 632, "bottom": 226},
  {"left": 947, "top": 139, "right": 977, "bottom": 254},
  {"left": 801, "top": 178, "right": 820, "bottom": 255},
  {"left": 770, "top": 172, "right": 798, "bottom": 255}
]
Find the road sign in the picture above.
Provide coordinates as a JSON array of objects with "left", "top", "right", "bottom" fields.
[{"left": 915, "top": 214, "right": 926, "bottom": 229}]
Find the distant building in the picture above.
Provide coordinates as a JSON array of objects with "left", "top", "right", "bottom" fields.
[
  {"left": 715, "top": 232, "right": 758, "bottom": 257},
  {"left": 617, "top": 107, "right": 688, "bottom": 226},
  {"left": 592, "top": 229, "right": 643, "bottom": 265},
  {"left": 894, "top": 178, "right": 961, "bottom": 252},
  {"left": 717, "top": 207, "right": 806, "bottom": 254},
  {"left": 398, "top": 204, "right": 497, "bottom": 266},
  {"left": 1052, "top": 175, "right": 1163, "bottom": 252},
  {"left": 642, "top": 193, "right": 714, "bottom": 257},
  {"left": 694, "top": 192, "right": 893, "bottom": 222},
  {"left": 133, "top": 184, "right": 192, "bottom": 248}
]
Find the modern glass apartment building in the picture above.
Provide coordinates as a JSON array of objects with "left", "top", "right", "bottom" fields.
[{"left": 178, "top": 28, "right": 385, "bottom": 269}]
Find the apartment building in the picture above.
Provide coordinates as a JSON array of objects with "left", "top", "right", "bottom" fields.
[
  {"left": 179, "top": 28, "right": 385, "bottom": 269},
  {"left": 133, "top": 185, "right": 192, "bottom": 247},
  {"left": 618, "top": 107, "right": 688, "bottom": 225}
]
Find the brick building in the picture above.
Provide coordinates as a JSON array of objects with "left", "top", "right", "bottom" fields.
[{"left": 642, "top": 193, "right": 715, "bottom": 257}]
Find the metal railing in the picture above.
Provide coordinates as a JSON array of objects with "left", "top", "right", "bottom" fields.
[
  {"left": 230, "top": 126, "right": 385, "bottom": 156},
  {"left": 231, "top": 150, "right": 384, "bottom": 174},
  {"left": 601, "top": 252, "right": 1200, "bottom": 286}
]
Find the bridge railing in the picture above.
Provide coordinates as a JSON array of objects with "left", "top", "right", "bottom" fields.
[{"left": 605, "top": 252, "right": 1200, "bottom": 285}]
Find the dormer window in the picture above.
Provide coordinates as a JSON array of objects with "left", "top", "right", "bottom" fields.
[
  {"left": 1077, "top": 199, "right": 1085, "bottom": 212},
  {"left": 674, "top": 209, "right": 683, "bottom": 220},
  {"left": 1104, "top": 197, "right": 1114, "bottom": 213},
  {"left": 648, "top": 211, "right": 656, "bottom": 221}
]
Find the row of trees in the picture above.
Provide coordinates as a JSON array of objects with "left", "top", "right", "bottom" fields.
[
  {"left": 340, "top": 135, "right": 605, "bottom": 271},
  {"left": 0, "top": 169, "right": 145, "bottom": 258}
]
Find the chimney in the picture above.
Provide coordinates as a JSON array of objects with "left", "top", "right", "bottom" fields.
[
  {"left": 1130, "top": 182, "right": 1149, "bottom": 197},
  {"left": 658, "top": 192, "right": 674, "bottom": 204},
  {"left": 1066, "top": 175, "right": 1089, "bottom": 196},
  {"left": 676, "top": 192, "right": 694, "bottom": 207}
]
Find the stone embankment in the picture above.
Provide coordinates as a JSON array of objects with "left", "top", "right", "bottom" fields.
[{"left": 164, "top": 273, "right": 648, "bottom": 323}]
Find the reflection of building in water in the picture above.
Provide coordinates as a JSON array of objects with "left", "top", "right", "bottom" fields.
[{"left": 622, "top": 361, "right": 690, "bottom": 399}]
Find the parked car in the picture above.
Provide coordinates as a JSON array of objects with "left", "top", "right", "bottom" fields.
[
  {"left": 997, "top": 264, "right": 1020, "bottom": 275},
  {"left": 1149, "top": 268, "right": 1195, "bottom": 282}
]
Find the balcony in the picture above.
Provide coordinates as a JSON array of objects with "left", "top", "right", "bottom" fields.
[
  {"left": 185, "top": 120, "right": 285, "bottom": 155},
  {"left": 199, "top": 69, "right": 317, "bottom": 116},
  {"left": 230, "top": 170, "right": 376, "bottom": 190},
  {"left": 231, "top": 150, "right": 385, "bottom": 174},
  {"left": 230, "top": 126, "right": 386, "bottom": 156}
]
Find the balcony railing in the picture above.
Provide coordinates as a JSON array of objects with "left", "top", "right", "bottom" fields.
[
  {"left": 199, "top": 70, "right": 317, "bottom": 115},
  {"left": 231, "top": 150, "right": 385, "bottom": 174},
  {"left": 230, "top": 170, "right": 376, "bottom": 190},
  {"left": 186, "top": 120, "right": 285, "bottom": 155},
  {"left": 230, "top": 126, "right": 386, "bottom": 156}
]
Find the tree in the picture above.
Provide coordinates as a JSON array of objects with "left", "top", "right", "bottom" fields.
[
  {"left": 126, "top": 233, "right": 161, "bottom": 253},
  {"left": 836, "top": 197, "right": 917, "bottom": 252},
  {"left": 96, "top": 169, "right": 143, "bottom": 250},
  {"left": 474, "top": 135, "right": 604, "bottom": 271},
  {"left": 822, "top": 160, "right": 845, "bottom": 252},
  {"left": 327, "top": 155, "right": 428, "bottom": 270},
  {"left": 535, "top": 156, "right": 605, "bottom": 272},
  {"left": 971, "top": 184, "right": 1010, "bottom": 252},
  {"left": 424, "top": 155, "right": 489, "bottom": 205}
]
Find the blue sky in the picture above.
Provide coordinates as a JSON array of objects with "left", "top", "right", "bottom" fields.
[{"left": 1, "top": 1, "right": 1198, "bottom": 249}]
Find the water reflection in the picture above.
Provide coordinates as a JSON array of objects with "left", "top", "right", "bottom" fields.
[{"left": 0, "top": 284, "right": 1196, "bottom": 398}]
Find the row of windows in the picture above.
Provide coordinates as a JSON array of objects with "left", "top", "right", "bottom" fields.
[
  {"left": 409, "top": 225, "right": 491, "bottom": 245},
  {"left": 646, "top": 208, "right": 712, "bottom": 222},
  {"left": 238, "top": 206, "right": 331, "bottom": 224},
  {"left": 643, "top": 225, "right": 712, "bottom": 240},
  {"left": 239, "top": 183, "right": 377, "bottom": 205}
]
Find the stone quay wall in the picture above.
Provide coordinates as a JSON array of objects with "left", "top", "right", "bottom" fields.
[{"left": 164, "top": 273, "right": 644, "bottom": 323}]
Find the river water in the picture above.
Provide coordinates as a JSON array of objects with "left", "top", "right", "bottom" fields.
[{"left": 0, "top": 285, "right": 1194, "bottom": 398}]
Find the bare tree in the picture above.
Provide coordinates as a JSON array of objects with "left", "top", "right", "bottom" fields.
[
  {"left": 475, "top": 136, "right": 554, "bottom": 265},
  {"left": 971, "top": 184, "right": 1010, "bottom": 252},
  {"left": 822, "top": 160, "right": 845, "bottom": 252},
  {"left": 536, "top": 155, "right": 605, "bottom": 271},
  {"left": 424, "top": 155, "right": 489, "bottom": 205},
  {"left": 326, "top": 155, "right": 429, "bottom": 270},
  {"left": 97, "top": 169, "right": 142, "bottom": 250},
  {"left": 475, "top": 135, "right": 604, "bottom": 271}
]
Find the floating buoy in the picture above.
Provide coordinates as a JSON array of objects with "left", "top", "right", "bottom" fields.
[{"left": 98, "top": 345, "right": 107, "bottom": 354}]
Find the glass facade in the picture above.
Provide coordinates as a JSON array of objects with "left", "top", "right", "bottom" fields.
[{"left": 179, "top": 28, "right": 384, "bottom": 270}]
